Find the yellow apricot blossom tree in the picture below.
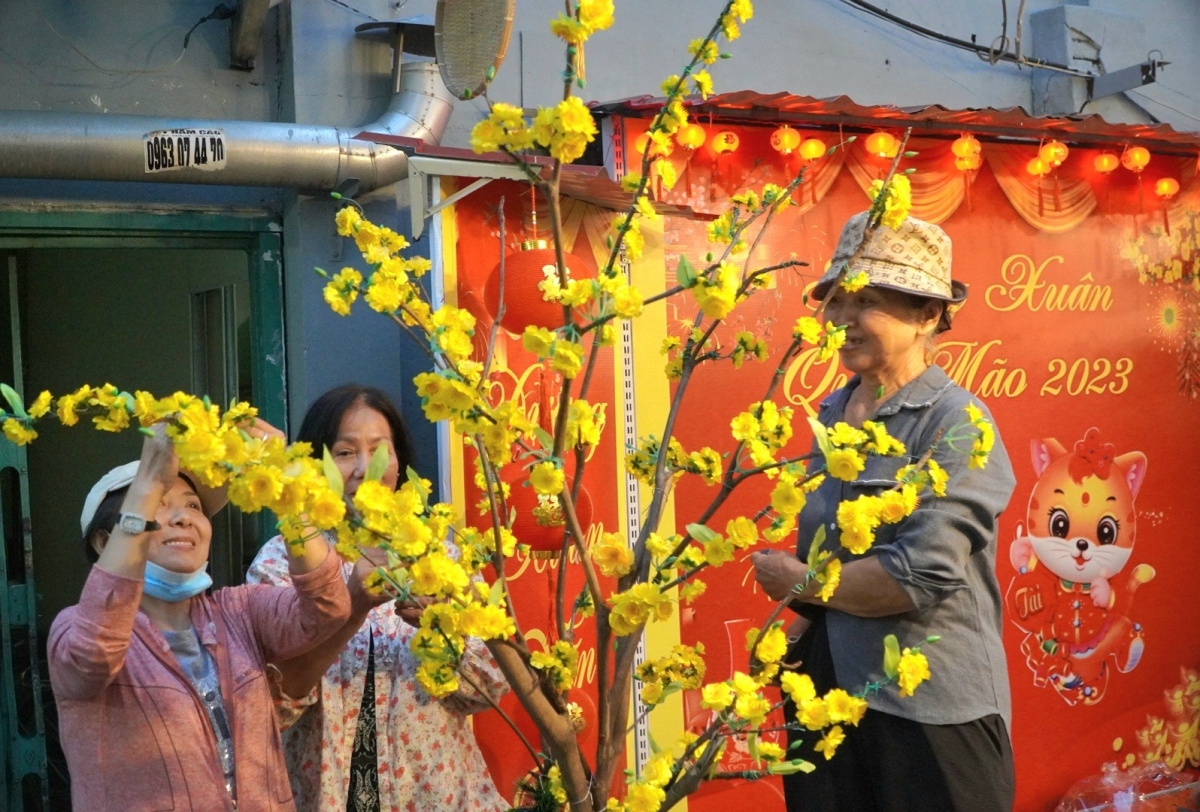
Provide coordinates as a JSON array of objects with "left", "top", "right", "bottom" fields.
[{"left": 0, "top": 2, "right": 999, "bottom": 811}]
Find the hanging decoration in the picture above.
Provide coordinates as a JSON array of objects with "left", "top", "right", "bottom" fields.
[
  {"left": 1039, "top": 140, "right": 1070, "bottom": 168},
  {"left": 1027, "top": 156, "right": 1051, "bottom": 217},
  {"left": 710, "top": 130, "right": 740, "bottom": 200},
  {"left": 769, "top": 124, "right": 801, "bottom": 156},
  {"left": 952, "top": 135, "right": 983, "bottom": 209},
  {"left": 797, "top": 136, "right": 827, "bottom": 204},
  {"left": 675, "top": 122, "right": 707, "bottom": 196},
  {"left": 1122, "top": 145, "right": 1152, "bottom": 212},
  {"left": 484, "top": 190, "right": 595, "bottom": 333},
  {"left": 1037, "top": 140, "right": 1069, "bottom": 213},
  {"left": 1094, "top": 153, "right": 1120, "bottom": 174},
  {"left": 865, "top": 130, "right": 899, "bottom": 159},
  {"left": 1156, "top": 177, "right": 1181, "bottom": 234}
]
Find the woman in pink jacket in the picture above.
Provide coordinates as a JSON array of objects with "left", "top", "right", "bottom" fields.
[{"left": 48, "top": 425, "right": 351, "bottom": 812}]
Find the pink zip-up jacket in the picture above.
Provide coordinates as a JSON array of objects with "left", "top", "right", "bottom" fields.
[{"left": 48, "top": 550, "right": 350, "bottom": 812}]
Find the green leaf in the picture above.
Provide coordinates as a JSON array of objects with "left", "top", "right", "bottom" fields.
[
  {"left": 806, "top": 525, "right": 827, "bottom": 570},
  {"left": 488, "top": 578, "right": 506, "bottom": 607},
  {"left": 365, "top": 443, "right": 390, "bottom": 482},
  {"left": 686, "top": 522, "right": 718, "bottom": 543},
  {"left": 903, "top": 150, "right": 919, "bottom": 158},
  {"left": 903, "top": 167, "right": 917, "bottom": 175},
  {"left": 769, "top": 759, "right": 816, "bottom": 776},
  {"left": 407, "top": 467, "right": 431, "bottom": 502},
  {"left": 0, "top": 384, "right": 26, "bottom": 418},
  {"left": 748, "top": 732, "right": 760, "bottom": 764},
  {"left": 322, "top": 447, "right": 344, "bottom": 498},
  {"left": 925, "top": 635, "right": 941, "bottom": 644},
  {"left": 532, "top": 427, "right": 555, "bottom": 451},
  {"left": 807, "top": 416, "right": 831, "bottom": 458},
  {"left": 883, "top": 634, "right": 901, "bottom": 679},
  {"left": 676, "top": 255, "right": 697, "bottom": 288}
]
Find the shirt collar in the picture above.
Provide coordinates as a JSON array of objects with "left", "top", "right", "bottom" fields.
[{"left": 818, "top": 365, "right": 954, "bottom": 417}]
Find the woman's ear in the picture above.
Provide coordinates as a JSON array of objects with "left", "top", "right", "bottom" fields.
[
  {"left": 90, "top": 531, "right": 109, "bottom": 559},
  {"left": 919, "top": 300, "right": 945, "bottom": 335}
]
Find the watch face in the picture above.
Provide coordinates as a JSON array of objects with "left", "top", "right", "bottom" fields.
[{"left": 120, "top": 514, "right": 147, "bottom": 534}]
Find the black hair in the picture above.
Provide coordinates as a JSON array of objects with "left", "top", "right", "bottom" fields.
[
  {"left": 82, "top": 486, "right": 128, "bottom": 563},
  {"left": 296, "top": 385, "right": 415, "bottom": 481}
]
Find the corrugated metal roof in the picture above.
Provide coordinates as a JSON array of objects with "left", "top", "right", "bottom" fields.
[
  {"left": 591, "top": 91, "right": 1200, "bottom": 156},
  {"left": 356, "top": 132, "right": 709, "bottom": 218}
]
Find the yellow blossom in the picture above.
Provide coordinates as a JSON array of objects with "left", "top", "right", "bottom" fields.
[
  {"left": 780, "top": 672, "right": 816, "bottom": 706},
  {"left": 529, "top": 461, "right": 564, "bottom": 495},
  {"left": 927, "top": 459, "right": 949, "bottom": 497},
  {"left": 897, "top": 648, "right": 931, "bottom": 697},
  {"left": 550, "top": 340, "right": 584, "bottom": 378},
  {"left": 2, "top": 418, "right": 36, "bottom": 445},
  {"left": 825, "top": 447, "right": 865, "bottom": 481},
  {"left": 591, "top": 532, "right": 634, "bottom": 577},
  {"left": 28, "top": 390, "right": 52, "bottom": 419},
  {"left": 522, "top": 326, "right": 555, "bottom": 357},
  {"left": 816, "top": 556, "right": 842, "bottom": 602},
  {"left": 867, "top": 174, "right": 913, "bottom": 230},
  {"left": 701, "top": 681, "right": 734, "bottom": 712},
  {"left": 840, "top": 270, "right": 869, "bottom": 292},
  {"left": 814, "top": 725, "right": 845, "bottom": 760}
]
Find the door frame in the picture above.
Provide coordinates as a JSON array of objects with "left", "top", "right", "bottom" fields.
[{"left": 0, "top": 208, "right": 286, "bottom": 811}]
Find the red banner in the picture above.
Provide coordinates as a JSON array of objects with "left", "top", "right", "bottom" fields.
[{"left": 446, "top": 118, "right": 1200, "bottom": 810}]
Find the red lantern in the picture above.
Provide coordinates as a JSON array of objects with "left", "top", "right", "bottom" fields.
[
  {"left": 1156, "top": 177, "right": 1181, "bottom": 198},
  {"left": 1039, "top": 140, "right": 1069, "bottom": 168},
  {"left": 865, "top": 131, "right": 898, "bottom": 159},
  {"left": 1094, "top": 153, "right": 1119, "bottom": 174},
  {"left": 483, "top": 240, "right": 594, "bottom": 333},
  {"left": 770, "top": 125, "right": 801, "bottom": 156},
  {"left": 1026, "top": 157, "right": 1050, "bottom": 177},
  {"left": 711, "top": 131, "right": 740, "bottom": 155},
  {"left": 955, "top": 154, "right": 982, "bottom": 172},
  {"left": 1122, "top": 146, "right": 1151, "bottom": 173},
  {"left": 951, "top": 134, "right": 981, "bottom": 159},
  {"left": 505, "top": 470, "right": 593, "bottom": 559},
  {"left": 798, "top": 137, "right": 826, "bottom": 161},
  {"left": 675, "top": 123, "right": 706, "bottom": 151}
]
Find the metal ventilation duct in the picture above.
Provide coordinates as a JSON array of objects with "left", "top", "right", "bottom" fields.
[{"left": 0, "top": 61, "right": 451, "bottom": 194}]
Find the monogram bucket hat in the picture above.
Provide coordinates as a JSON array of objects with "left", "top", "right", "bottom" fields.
[{"left": 812, "top": 211, "right": 968, "bottom": 332}]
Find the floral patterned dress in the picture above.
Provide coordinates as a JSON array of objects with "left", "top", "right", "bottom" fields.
[{"left": 248, "top": 537, "right": 511, "bottom": 812}]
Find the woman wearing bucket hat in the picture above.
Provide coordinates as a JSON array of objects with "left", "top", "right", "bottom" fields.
[
  {"left": 246, "top": 385, "right": 508, "bottom": 812},
  {"left": 48, "top": 422, "right": 351, "bottom": 812},
  {"left": 752, "top": 212, "right": 1017, "bottom": 811}
]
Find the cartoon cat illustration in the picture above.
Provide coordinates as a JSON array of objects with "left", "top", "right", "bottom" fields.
[{"left": 1006, "top": 428, "right": 1154, "bottom": 706}]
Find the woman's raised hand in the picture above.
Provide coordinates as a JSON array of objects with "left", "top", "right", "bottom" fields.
[
  {"left": 242, "top": 416, "right": 286, "bottom": 443},
  {"left": 348, "top": 546, "right": 397, "bottom": 617},
  {"left": 136, "top": 423, "right": 180, "bottom": 494}
]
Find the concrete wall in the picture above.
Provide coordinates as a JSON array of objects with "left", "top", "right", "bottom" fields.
[{"left": 0, "top": 0, "right": 1195, "bottom": 481}]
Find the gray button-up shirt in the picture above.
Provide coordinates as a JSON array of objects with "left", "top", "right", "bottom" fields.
[{"left": 797, "top": 364, "right": 1016, "bottom": 727}]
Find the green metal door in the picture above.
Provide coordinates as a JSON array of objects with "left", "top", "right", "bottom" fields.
[{"left": 0, "top": 213, "right": 286, "bottom": 811}]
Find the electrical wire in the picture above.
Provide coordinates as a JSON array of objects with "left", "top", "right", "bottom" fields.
[
  {"left": 836, "top": 0, "right": 1093, "bottom": 78},
  {"left": 24, "top": 0, "right": 233, "bottom": 76}
]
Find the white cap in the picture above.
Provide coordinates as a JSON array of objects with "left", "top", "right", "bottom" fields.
[{"left": 80, "top": 461, "right": 229, "bottom": 534}]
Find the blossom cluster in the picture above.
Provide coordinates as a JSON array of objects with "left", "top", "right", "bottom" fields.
[{"left": 867, "top": 174, "right": 913, "bottom": 230}]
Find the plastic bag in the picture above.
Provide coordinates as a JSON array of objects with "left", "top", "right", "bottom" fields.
[{"left": 1056, "top": 761, "right": 1199, "bottom": 812}]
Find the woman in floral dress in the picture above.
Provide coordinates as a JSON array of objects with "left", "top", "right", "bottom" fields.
[{"left": 247, "top": 385, "right": 509, "bottom": 812}]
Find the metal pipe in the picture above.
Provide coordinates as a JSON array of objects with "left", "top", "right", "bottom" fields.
[{"left": 0, "top": 61, "right": 452, "bottom": 193}]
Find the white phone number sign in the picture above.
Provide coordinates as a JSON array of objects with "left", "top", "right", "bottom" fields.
[{"left": 143, "top": 128, "right": 227, "bottom": 173}]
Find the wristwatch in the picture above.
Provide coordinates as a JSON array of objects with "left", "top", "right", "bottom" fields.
[{"left": 117, "top": 512, "right": 161, "bottom": 535}]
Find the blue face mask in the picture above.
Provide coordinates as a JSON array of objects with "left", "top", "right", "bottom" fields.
[{"left": 143, "top": 561, "right": 213, "bottom": 602}]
